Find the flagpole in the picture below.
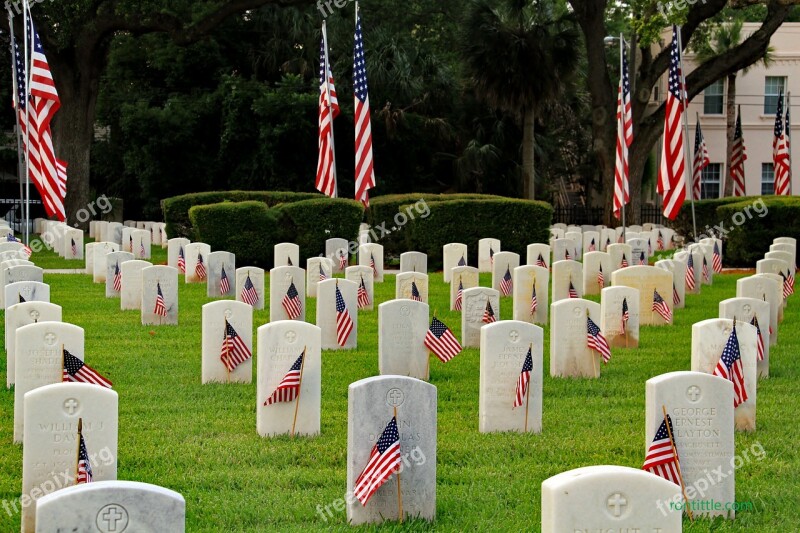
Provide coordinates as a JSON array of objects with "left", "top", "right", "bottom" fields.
[
  {"left": 74, "top": 417, "right": 82, "bottom": 486},
  {"left": 676, "top": 26, "right": 698, "bottom": 240},
  {"left": 8, "top": 8, "right": 25, "bottom": 236},
  {"left": 393, "top": 405, "right": 403, "bottom": 523},
  {"left": 787, "top": 91, "right": 793, "bottom": 195},
  {"left": 22, "top": 0, "right": 31, "bottom": 245},
  {"left": 322, "top": 20, "right": 338, "bottom": 198},
  {"left": 291, "top": 347, "right": 307, "bottom": 438},
  {"left": 619, "top": 33, "right": 627, "bottom": 243},
  {"left": 662, "top": 405, "right": 694, "bottom": 521},
  {"left": 524, "top": 342, "right": 532, "bottom": 433}
]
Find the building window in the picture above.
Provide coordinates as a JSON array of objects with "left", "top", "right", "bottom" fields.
[
  {"left": 703, "top": 80, "right": 724, "bottom": 115},
  {"left": 652, "top": 85, "right": 660, "bottom": 103},
  {"left": 764, "top": 77, "right": 786, "bottom": 115},
  {"left": 701, "top": 164, "right": 721, "bottom": 199},
  {"left": 761, "top": 163, "right": 774, "bottom": 195}
]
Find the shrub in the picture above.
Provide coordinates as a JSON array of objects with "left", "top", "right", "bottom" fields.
[
  {"left": 404, "top": 198, "right": 552, "bottom": 269},
  {"left": 274, "top": 198, "right": 365, "bottom": 258},
  {"left": 188, "top": 201, "right": 281, "bottom": 267},
  {"left": 716, "top": 196, "right": 800, "bottom": 267},
  {"left": 669, "top": 196, "right": 760, "bottom": 240}
]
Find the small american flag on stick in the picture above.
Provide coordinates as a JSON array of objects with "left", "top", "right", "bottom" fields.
[
  {"left": 751, "top": 315, "right": 764, "bottom": 361},
  {"left": 282, "top": 280, "right": 302, "bottom": 319},
  {"left": 454, "top": 278, "right": 463, "bottom": 311},
  {"left": 500, "top": 266, "right": 513, "bottom": 297},
  {"left": 112, "top": 262, "right": 122, "bottom": 292},
  {"left": 642, "top": 414, "right": 680, "bottom": 486},
  {"left": 482, "top": 300, "right": 497, "bottom": 323},
  {"left": 713, "top": 324, "right": 748, "bottom": 407},
  {"left": 196, "top": 253, "right": 207, "bottom": 280},
  {"left": 263, "top": 350, "right": 304, "bottom": 406},
  {"left": 335, "top": 284, "right": 354, "bottom": 346},
  {"left": 353, "top": 416, "right": 401, "bottom": 506},
  {"left": 652, "top": 289, "right": 672, "bottom": 323},
  {"left": 512, "top": 347, "right": 533, "bottom": 409},
  {"left": 63, "top": 349, "right": 113, "bottom": 388},
  {"left": 221, "top": 320, "right": 252, "bottom": 372},
  {"left": 76, "top": 420, "right": 93, "bottom": 485},
  {"left": 241, "top": 274, "right": 259, "bottom": 306},
  {"left": 587, "top": 315, "right": 611, "bottom": 363},
  {"left": 424, "top": 316, "right": 462, "bottom": 362},
  {"left": 357, "top": 276, "right": 371, "bottom": 309},
  {"left": 154, "top": 282, "right": 168, "bottom": 317},
  {"left": 177, "top": 246, "right": 186, "bottom": 273},
  {"left": 220, "top": 266, "right": 230, "bottom": 295}
]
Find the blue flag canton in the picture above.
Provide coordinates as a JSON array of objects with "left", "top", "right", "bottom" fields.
[
  {"left": 287, "top": 281, "right": 299, "bottom": 299},
  {"left": 653, "top": 289, "right": 665, "bottom": 304},
  {"left": 336, "top": 286, "right": 347, "bottom": 312},
  {"left": 376, "top": 417, "right": 399, "bottom": 453},
  {"left": 654, "top": 414, "right": 675, "bottom": 441},
  {"left": 521, "top": 349, "right": 533, "bottom": 373},
  {"left": 775, "top": 90, "right": 785, "bottom": 137},
  {"left": 587, "top": 316, "right": 602, "bottom": 336},
  {"left": 318, "top": 37, "right": 328, "bottom": 86},
  {"left": 353, "top": 13, "right": 369, "bottom": 103},
  {"left": 694, "top": 121, "right": 704, "bottom": 151},
  {"left": 720, "top": 327, "right": 742, "bottom": 369},
  {"left": 429, "top": 317, "right": 450, "bottom": 338},
  {"left": 621, "top": 46, "right": 631, "bottom": 98},
  {"left": 13, "top": 40, "right": 27, "bottom": 110},
  {"left": 668, "top": 26, "right": 683, "bottom": 101},
  {"left": 244, "top": 275, "right": 254, "bottom": 290},
  {"left": 503, "top": 267, "right": 512, "bottom": 281}
]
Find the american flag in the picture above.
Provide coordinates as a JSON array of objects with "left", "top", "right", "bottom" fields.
[
  {"left": 263, "top": 351, "right": 304, "bottom": 406},
  {"left": 196, "top": 253, "right": 207, "bottom": 280},
  {"left": 76, "top": 431, "right": 93, "bottom": 484},
  {"left": 730, "top": 106, "right": 747, "bottom": 196},
  {"left": 597, "top": 264, "right": 605, "bottom": 289},
  {"left": 424, "top": 316, "right": 462, "bottom": 362},
  {"left": 673, "top": 283, "right": 680, "bottom": 306},
  {"left": 353, "top": 8, "right": 376, "bottom": 206},
  {"left": 319, "top": 263, "right": 328, "bottom": 281},
  {"left": 692, "top": 120, "right": 710, "bottom": 201},
  {"left": 536, "top": 253, "right": 547, "bottom": 269},
  {"left": 613, "top": 43, "right": 632, "bottom": 220},
  {"left": 587, "top": 316, "right": 611, "bottom": 363},
  {"left": 712, "top": 242, "right": 722, "bottom": 273},
  {"left": 63, "top": 349, "right": 113, "bottom": 388},
  {"left": 339, "top": 252, "right": 348, "bottom": 271},
  {"left": 621, "top": 254, "right": 629, "bottom": 268},
  {"left": 773, "top": 90, "right": 791, "bottom": 195},
  {"left": 530, "top": 281, "right": 538, "bottom": 315},
  {"left": 357, "top": 276, "right": 371, "bottom": 308},
  {"left": 588, "top": 238, "right": 596, "bottom": 252},
  {"left": 71, "top": 238, "right": 77, "bottom": 257},
  {"left": 685, "top": 253, "right": 696, "bottom": 290},
  {"left": 652, "top": 289, "right": 672, "bottom": 322},
  {"left": 713, "top": 324, "right": 748, "bottom": 407},
  {"left": 642, "top": 415, "right": 680, "bottom": 485},
  {"left": 657, "top": 231, "right": 665, "bottom": 251},
  {"left": 315, "top": 30, "right": 340, "bottom": 198},
  {"left": 336, "top": 284, "right": 354, "bottom": 346},
  {"left": 220, "top": 320, "right": 252, "bottom": 372},
  {"left": 568, "top": 280, "right": 578, "bottom": 299},
  {"left": 18, "top": 293, "right": 25, "bottom": 303},
  {"left": 220, "top": 266, "right": 230, "bottom": 295},
  {"left": 410, "top": 280, "right": 422, "bottom": 302},
  {"left": 621, "top": 297, "right": 629, "bottom": 332},
  {"left": 177, "top": 246, "right": 186, "bottom": 273},
  {"left": 458, "top": 255, "right": 467, "bottom": 267},
  {"left": 565, "top": 248, "right": 571, "bottom": 261},
  {"left": 282, "top": 281, "right": 302, "bottom": 319},
  {"left": 648, "top": 238, "right": 653, "bottom": 255},
  {"left": 454, "top": 278, "right": 464, "bottom": 311},
  {"left": 489, "top": 246, "right": 495, "bottom": 265},
  {"left": 139, "top": 239, "right": 145, "bottom": 258},
  {"left": 353, "top": 416, "right": 401, "bottom": 506},
  {"left": 482, "top": 300, "right": 497, "bottom": 323},
  {"left": 657, "top": 26, "right": 687, "bottom": 220},
  {"left": 500, "top": 266, "right": 513, "bottom": 296},
  {"left": 287, "top": 257, "right": 293, "bottom": 267},
  {"left": 241, "top": 274, "right": 259, "bottom": 306},
  {"left": 751, "top": 315, "right": 764, "bottom": 362},
  {"left": 154, "top": 282, "right": 168, "bottom": 317},
  {"left": 606, "top": 237, "right": 612, "bottom": 248},
  {"left": 780, "top": 271, "right": 792, "bottom": 299},
  {"left": 370, "top": 253, "right": 378, "bottom": 277},
  {"left": 513, "top": 347, "right": 534, "bottom": 409},
  {"left": 639, "top": 251, "right": 647, "bottom": 266},
  {"left": 129, "top": 235, "right": 133, "bottom": 253},
  {"left": 112, "top": 262, "right": 122, "bottom": 292},
  {"left": 8, "top": 234, "right": 33, "bottom": 257},
  {"left": 702, "top": 256, "right": 709, "bottom": 282}
]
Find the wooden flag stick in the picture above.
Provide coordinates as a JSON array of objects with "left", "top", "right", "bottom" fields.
[
  {"left": 662, "top": 405, "right": 693, "bottom": 522},
  {"left": 394, "top": 405, "right": 403, "bottom": 523},
  {"left": 224, "top": 319, "right": 230, "bottom": 383},
  {"left": 74, "top": 417, "right": 82, "bottom": 486},
  {"left": 61, "top": 344, "right": 65, "bottom": 380},
  {"left": 291, "top": 346, "right": 307, "bottom": 438},
  {"left": 524, "top": 342, "right": 532, "bottom": 433}
]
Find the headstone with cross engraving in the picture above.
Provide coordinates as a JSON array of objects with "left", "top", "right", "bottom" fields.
[
  {"left": 765, "top": 250, "right": 795, "bottom": 283},
  {"left": 399, "top": 251, "right": 427, "bottom": 274},
  {"left": 378, "top": 300, "right": 429, "bottom": 380},
  {"left": 92, "top": 242, "right": 120, "bottom": 284},
  {"left": 167, "top": 237, "right": 190, "bottom": 273},
  {"left": 207, "top": 251, "right": 236, "bottom": 298},
  {"left": 551, "top": 238, "right": 575, "bottom": 263},
  {"left": 541, "top": 465, "right": 682, "bottom": 532},
  {"left": 345, "top": 265, "right": 375, "bottom": 311},
  {"left": 770, "top": 241, "right": 796, "bottom": 269},
  {"left": 5, "top": 281, "right": 50, "bottom": 310},
  {"left": 478, "top": 238, "right": 501, "bottom": 273},
  {"left": 512, "top": 265, "right": 548, "bottom": 325},
  {"left": 756, "top": 273, "right": 786, "bottom": 319},
  {"left": 611, "top": 266, "right": 673, "bottom": 326},
  {"left": 600, "top": 286, "right": 640, "bottom": 348},
  {"left": 607, "top": 243, "right": 632, "bottom": 273},
  {"left": 442, "top": 242, "right": 468, "bottom": 283},
  {"left": 22, "top": 383, "right": 118, "bottom": 533},
  {"left": 120, "top": 260, "right": 152, "bottom": 311},
  {"left": 307, "top": 257, "right": 334, "bottom": 299},
  {"left": 479, "top": 320, "right": 543, "bottom": 433},
  {"left": 692, "top": 318, "right": 758, "bottom": 431},
  {"left": 551, "top": 259, "right": 583, "bottom": 303},
  {"left": 525, "top": 243, "right": 550, "bottom": 268},
  {"left": 359, "top": 243, "right": 384, "bottom": 283},
  {"left": 565, "top": 231, "right": 583, "bottom": 261},
  {"left": 257, "top": 321, "right": 321, "bottom": 437},
  {"left": 1, "top": 265, "right": 43, "bottom": 308},
  {"left": 655, "top": 259, "right": 687, "bottom": 310},
  {"left": 626, "top": 237, "right": 650, "bottom": 266},
  {"left": 582, "top": 251, "right": 612, "bottom": 296},
  {"left": 13, "top": 322, "right": 85, "bottom": 443},
  {"left": 346, "top": 375, "right": 437, "bottom": 524},
  {"left": 6, "top": 302, "right": 62, "bottom": 389},
  {"left": 104, "top": 251, "right": 135, "bottom": 298},
  {"left": 646, "top": 371, "right": 735, "bottom": 519},
  {"left": 719, "top": 297, "right": 770, "bottom": 379},
  {"left": 491, "top": 251, "right": 520, "bottom": 296},
  {"left": 325, "top": 238, "right": 350, "bottom": 274},
  {"left": 274, "top": 242, "right": 300, "bottom": 269},
  {"left": 141, "top": 266, "right": 179, "bottom": 326},
  {"left": 235, "top": 266, "right": 265, "bottom": 310},
  {"left": 202, "top": 300, "right": 252, "bottom": 384},
  {"left": 317, "top": 279, "right": 358, "bottom": 350},
  {"left": 688, "top": 243, "right": 714, "bottom": 286},
  {"left": 450, "top": 266, "right": 479, "bottom": 312},
  {"left": 35, "top": 480, "right": 185, "bottom": 533},
  {"left": 461, "top": 287, "right": 500, "bottom": 349},
  {"left": 550, "top": 299, "right": 604, "bottom": 378},
  {"left": 184, "top": 242, "right": 211, "bottom": 283},
  {"left": 269, "top": 266, "right": 306, "bottom": 322},
  {"left": 395, "top": 272, "right": 429, "bottom": 304},
  {"left": 737, "top": 275, "right": 781, "bottom": 346}
]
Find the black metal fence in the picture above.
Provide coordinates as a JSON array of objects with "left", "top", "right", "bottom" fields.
[{"left": 553, "top": 204, "right": 668, "bottom": 226}]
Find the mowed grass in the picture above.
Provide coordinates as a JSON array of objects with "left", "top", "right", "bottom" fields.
[{"left": 1, "top": 241, "right": 798, "bottom": 531}]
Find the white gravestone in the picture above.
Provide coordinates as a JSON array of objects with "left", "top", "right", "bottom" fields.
[
  {"left": 541, "top": 465, "right": 682, "bottom": 532},
  {"left": 379, "top": 300, "right": 430, "bottom": 380},
  {"left": 235, "top": 267, "right": 265, "bottom": 310},
  {"left": 274, "top": 242, "right": 300, "bottom": 268},
  {"left": 120, "top": 260, "right": 152, "bottom": 311},
  {"left": 600, "top": 286, "right": 640, "bottom": 348},
  {"left": 207, "top": 251, "right": 236, "bottom": 298},
  {"left": 526, "top": 243, "right": 550, "bottom": 268},
  {"left": 551, "top": 260, "right": 583, "bottom": 303},
  {"left": 5, "top": 281, "right": 50, "bottom": 309},
  {"left": 395, "top": 272, "right": 429, "bottom": 303},
  {"left": 736, "top": 275, "right": 780, "bottom": 346},
  {"left": 141, "top": 266, "right": 179, "bottom": 326},
  {"left": 5, "top": 302, "right": 62, "bottom": 389},
  {"left": 202, "top": 300, "right": 253, "bottom": 384},
  {"left": 565, "top": 230, "right": 583, "bottom": 261},
  {"left": 674, "top": 250, "right": 702, "bottom": 295},
  {"left": 552, "top": 238, "right": 576, "bottom": 263},
  {"left": 269, "top": 266, "right": 306, "bottom": 322},
  {"left": 550, "top": 299, "right": 604, "bottom": 379},
  {"left": 307, "top": 257, "right": 333, "bottom": 299},
  {"left": 257, "top": 321, "right": 321, "bottom": 437},
  {"left": 491, "top": 251, "right": 519, "bottom": 296},
  {"left": 130, "top": 229, "right": 151, "bottom": 260},
  {"left": 35, "top": 480, "right": 185, "bottom": 533},
  {"left": 95, "top": 221, "right": 109, "bottom": 243},
  {"left": 104, "top": 252, "right": 135, "bottom": 298},
  {"left": 84, "top": 242, "right": 96, "bottom": 276},
  {"left": 600, "top": 228, "right": 617, "bottom": 251},
  {"left": 346, "top": 266, "right": 375, "bottom": 311},
  {"left": 611, "top": 266, "right": 673, "bottom": 326},
  {"left": 770, "top": 242, "right": 796, "bottom": 268},
  {"left": 2, "top": 265, "right": 44, "bottom": 308},
  {"left": 719, "top": 297, "right": 770, "bottom": 378},
  {"left": 184, "top": 242, "right": 211, "bottom": 283},
  {"left": 582, "top": 251, "right": 611, "bottom": 296},
  {"left": 692, "top": 319, "right": 758, "bottom": 431},
  {"left": 107, "top": 222, "right": 123, "bottom": 245},
  {"left": 655, "top": 259, "right": 687, "bottom": 310},
  {"left": 317, "top": 279, "right": 358, "bottom": 350},
  {"left": 582, "top": 231, "right": 600, "bottom": 256},
  {"left": 765, "top": 251, "right": 795, "bottom": 282},
  {"left": 646, "top": 371, "right": 735, "bottom": 519},
  {"left": 22, "top": 383, "right": 118, "bottom": 533},
  {"left": 512, "top": 265, "right": 549, "bottom": 325},
  {"left": 450, "top": 266, "right": 479, "bottom": 312},
  {"left": 443, "top": 243, "right": 468, "bottom": 283},
  {"left": 62, "top": 228, "right": 83, "bottom": 260},
  {"left": 346, "top": 376, "right": 437, "bottom": 524},
  {"left": 479, "top": 321, "right": 543, "bottom": 433},
  {"left": 461, "top": 287, "right": 500, "bottom": 348},
  {"left": 689, "top": 243, "right": 714, "bottom": 286},
  {"left": 399, "top": 251, "right": 427, "bottom": 274},
  {"left": 627, "top": 237, "right": 650, "bottom": 265},
  {"left": 326, "top": 238, "right": 349, "bottom": 274},
  {"left": 359, "top": 243, "right": 384, "bottom": 283},
  {"left": 167, "top": 238, "right": 190, "bottom": 273},
  {"left": 478, "top": 238, "right": 500, "bottom": 273},
  {"left": 92, "top": 242, "right": 120, "bottom": 284},
  {"left": 607, "top": 243, "right": 632, "bottom": 272}
]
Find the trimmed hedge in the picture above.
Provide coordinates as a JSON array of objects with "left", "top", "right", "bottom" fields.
[
  {"left": 403, "top": 198, "right": 553, "bottom": 269},
  {"left": 163, "top": 190, "right": 321, "bottom": 239},
  {"left": 274, "top": 198, "right": 365, "bottom": 258},
  {"left": 716, "top": 196, "right": 800, "bottom": 267},
  {"left": 670, "top": 196, "right": 761, "bottom": 240},
  {"left": 188, "top": 201, "right": 281, "bottom": 267}
]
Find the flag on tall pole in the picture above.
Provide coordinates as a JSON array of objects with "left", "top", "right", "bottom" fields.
[
  {"left": 692, "top": 118, "right": 709, "bottom": 201},
  {"left": 774, "top": 90, "right": 791, "bottom": 195},
  {"left": 730, "top": 106, "right": 747, "bottom": 197},
  {"left": 613, "top": 39, "right": 632, "bottom": 220},
  {"left": 657, "top": 25, "right": 688, "bottom": 220},
  {"left": 315, "top": 23, "right": 340, "bottom": 198},
  {"left": 353, "top": 4, "right": 376, "bottom": 206}
]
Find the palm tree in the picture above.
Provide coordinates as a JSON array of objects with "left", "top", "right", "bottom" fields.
[
  {"left": 695, "top": 20, "right": 772, "bottom": 197},
  {"left": 461, "top": 0, "right": 580, "bottom": 200}
]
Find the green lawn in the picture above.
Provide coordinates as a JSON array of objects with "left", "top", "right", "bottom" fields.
[{"left": 0, "top": 242, "right": 797, "bottom": 531}]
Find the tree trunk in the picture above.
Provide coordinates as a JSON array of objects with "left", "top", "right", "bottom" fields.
[
  {"left": 522, "top": 106, "right": 536, "bottom": 200},
  {"left": 723, "top": 73, "right": 737, "bottom": 197}
]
